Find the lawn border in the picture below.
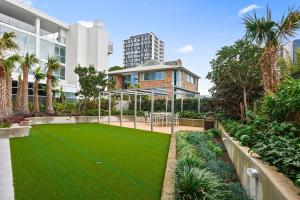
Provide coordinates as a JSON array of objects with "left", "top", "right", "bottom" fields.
[{"left": 160, "top": 131, "right": 176, "bottom": 200}]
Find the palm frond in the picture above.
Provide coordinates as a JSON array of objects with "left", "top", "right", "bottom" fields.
[
  {"left": 4, "top": 54, "right": 21, "bottom": 74},
  {"left": 34, "top": 67, "right": 46, "bottom": 81},
  {"left": 46, "top": 57, "right": 61, "bottom": 75},
  {"left": 277, "top": 8, "right": 300, "bottom": 40}
]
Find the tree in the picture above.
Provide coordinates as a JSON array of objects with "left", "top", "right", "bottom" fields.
[
  {"left": 0, "top": 32, "right": 18, "bottom": 120},
  {"left": 15, "top": 74, "right": 23, "bottom": 114},
  {"left": 4, "top": 54, "right": 21, "bottom": 116},
  {"left": 207, "top": 40, "right": 263, "bottom": 119},
  {"left": 243, "top": 6, "right": 300, "bottom": 92},
  {"left": 74, "top": 65, "right": 107, "bottom": 112},
  {"left": 108, "top": 66, "right": 124, "bottom": 72},
  {"left": 45, "top": 57, "right": 60, "bottom": 114},
  {"left": 20, "top": 53, "right": 38, "bottom": 115},
  {"left": 32, "top": 67, "right": 45, "bottom": 114}
]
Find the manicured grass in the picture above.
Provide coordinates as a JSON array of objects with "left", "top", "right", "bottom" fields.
[{"left": 10, "top": 124, "right": 171, "bottom": 200}]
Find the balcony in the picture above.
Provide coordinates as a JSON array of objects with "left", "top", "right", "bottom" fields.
[
  {"left": 0, "top": 12, "right": 35, "bottom": 33},
  {"left": 108, "top": 41, "right": 113, "bottom": 55}
]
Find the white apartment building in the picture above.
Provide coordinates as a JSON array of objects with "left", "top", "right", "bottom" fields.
[{"left": 0, "top": 0, "right": 112, "bottom": 101}]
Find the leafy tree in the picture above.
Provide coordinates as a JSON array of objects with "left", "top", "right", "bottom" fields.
[
  {"left": 108, "top": 66, "right": 123, "bottom": 72},
  {"left": 45, "top": 57, "right": 60, "bottom": 114},
  {"left": 207, "top": 40, "right": 263, "bottom": 119},
  {"left": 74, "top": 65, "right": 107, "bottom": 112},
  {"left": 243, "top": 6, "right": 300, "bottom": 92},
  {"left": 0, "top": 32, "right": 18, "bottom": 120}
]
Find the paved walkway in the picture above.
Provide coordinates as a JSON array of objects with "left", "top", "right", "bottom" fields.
[
  {"left": 0, "top": 139, "right": 14, "bottom": 200},
  {"left": 106, "top": 121, "right": 203, "bottom": 134}
]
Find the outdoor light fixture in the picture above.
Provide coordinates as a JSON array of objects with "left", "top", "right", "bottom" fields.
[{"left": 247, "top": 168, "right": 258, "bottom": 178}]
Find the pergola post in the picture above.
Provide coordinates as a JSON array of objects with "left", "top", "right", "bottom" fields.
[
  {"left": 181, "top": 93, "right": 184, "bottom": 112},
  {"left": 98, "top": 91, "right": 101, "bottom": 124},
  {"left": 165, "top": 96, "right": 168, "bottom": 112},
  {"left": 108, "top": 92, "right": 111, "bottom": 125},
  {"left": 139, "top": 95, "right": 142, "bottom": 111},
  {"left": 134, "top": 89, "right": 137, "bottom": 129},
  {"left": 171, "top": 85, "right": 175, "bottom": 134},
  {"left": 151, "top": 91, "right": 154, "bottom": 132},
  {"left": 197, "top": 93, "right": 201, "bottom": 113},
  {"left": 120, "top": 91, "right": 123, "bottom": 127}
]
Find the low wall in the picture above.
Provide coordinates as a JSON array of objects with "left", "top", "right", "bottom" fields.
[
  {"left": 0, "top": 126, "right": 31, "bottom": 139},
  {"left": 215, "top": 122, "right": 300, "bottom": 200},
  {"left": 28, "top": 116, "right": 145, "bottom": 125},
  {"left": 179, "top": 118, "right": 204, "bottom": 127}
]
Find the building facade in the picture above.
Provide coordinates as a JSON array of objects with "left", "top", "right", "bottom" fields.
[
  {"left": 282, "top": 39, "right": 300, "bottom": 62},
  {"left": 109, "top": 59, "right": 199, "bottom": 96},
  {"left": 0, "top": 0, "right": 112, "bottom": 101},
  {"left": 123, "top": 32, "right": 164, "bottom": 68}
]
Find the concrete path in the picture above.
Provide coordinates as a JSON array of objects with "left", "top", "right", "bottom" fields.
[{"left": 0, "top": 139, "right": 14, "bottom": 200}]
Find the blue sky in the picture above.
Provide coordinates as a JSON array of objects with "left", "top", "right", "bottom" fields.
[{"left": 23, "top": 0, "right": 300, "bottom": 95}]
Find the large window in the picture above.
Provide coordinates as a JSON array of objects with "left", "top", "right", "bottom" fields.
[
  {"left": 143, "top": 71, "right": 165, "bottom": 81},
  {"left": 40, "top": 39, "right": 65, "bottom": 63},
  {"left": 186, "top": 73, "right": 195, "bottom": 84},
  {"left": 0, "top": 24, "right": 36, "bottom": 56}
]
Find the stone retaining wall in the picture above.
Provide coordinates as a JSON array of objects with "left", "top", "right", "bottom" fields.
[
  {"left": 0, "top": 126, "right": 31, "bottom": 139},
  {"left": 215, "top": 122, "right": 300, "bottom": 200}
]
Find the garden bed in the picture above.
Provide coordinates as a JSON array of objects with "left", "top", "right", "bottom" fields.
[
  {"left": 179, "top": 118, "right": 204, "bottom": 127},
  {"left": 174, "top": 130, "right": 250, "bottom": 200},
  {"left": 216, "top": 122, "right": 300, "bottom": 200}
]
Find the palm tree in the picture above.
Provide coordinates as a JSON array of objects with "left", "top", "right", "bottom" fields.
[
  {"left": 0, "top": 32, "right": 18, "bottom": 120},
  {"left": 33, "top": 67, "right": 45, "bottom": 114},
  {"left": 243, "top": 6, "right": 300, "bottom": 92},
  {"left": 15, "top": 74, "right": 23, "bottom": 113},
  {"left": 4, "top": 54, "right": 21, "bottom": 116},
  {"left": 20, "top": 53, "right": 38, "bottom": 115},
  {"left": 45, "top": 57, "right": 60, "bottom": 114}
]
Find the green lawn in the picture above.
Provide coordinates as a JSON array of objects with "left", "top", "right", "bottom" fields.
[{"left": 10, "top": 124, "right": 171, "bottom": 200}]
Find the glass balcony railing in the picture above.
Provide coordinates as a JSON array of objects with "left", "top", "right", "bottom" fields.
[{"left": 0, "top": 12, "right": 36, "bottom": 33}]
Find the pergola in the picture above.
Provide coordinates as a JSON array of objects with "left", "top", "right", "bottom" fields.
[{"left": 98, "top": 86, "right": 201, "bottom": 134}]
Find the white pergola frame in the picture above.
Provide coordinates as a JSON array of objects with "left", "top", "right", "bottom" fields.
[{"left": 98, "top": 86, "right": 201, "bottom": 134}]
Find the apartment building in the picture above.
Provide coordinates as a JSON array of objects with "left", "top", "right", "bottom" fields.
[
  {"left": 0, "top": 0, "right": 112, "bottom": 100},
  {"left": 282, "top": 39, "right": 300, "bottom": 62},
  {"left": 123, "top": 32, "right": 164, "bottom": 68},
  {"left": 108, "top": 59, "right": 199, "bottom": 96}
]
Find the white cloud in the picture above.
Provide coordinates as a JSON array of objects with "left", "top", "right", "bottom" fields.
[
  {"left": 77, "top": 20, "right": 94, "bottom": 28},
  {"left": 238, "top": 4, "right": 260, "bottom": 16},
  {"left": 16, "top": 0, "right": 33, "bottom": 6},
  {"left": 176, "top": 44, "right": 194, "bottom": 53}
]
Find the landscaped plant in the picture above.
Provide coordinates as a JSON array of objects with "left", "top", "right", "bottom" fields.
[
  {"left": 178, "top": 111, "right": 205, "bottom": 119},
  {"left": 221, "top": 111, "right": 300, "bottom": 185},
  {"left": 175, "top": 131, "right": 250, "bottom": 200}
]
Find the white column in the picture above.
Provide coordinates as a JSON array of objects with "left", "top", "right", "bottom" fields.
[
  {"left": 171, "top": 85, "right": 175, "bottom": 134},
  {"left": 35, "top": 18, "right": 40, "bottom": 60}
]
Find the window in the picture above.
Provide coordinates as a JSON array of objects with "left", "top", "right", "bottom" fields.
[
  {"left": 186, "top": 73, "right": 195, "bottom": 84},
  {"left": 143, "top": 71, "right": 165, "bottom": 81}
]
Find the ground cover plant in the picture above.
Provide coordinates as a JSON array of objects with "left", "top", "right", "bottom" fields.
[
  {"left": 10, "top": 124, "right": 171, "bottom": 200},
  {"left": 175, "top": 130, "right": 249, "bottom": 200}
]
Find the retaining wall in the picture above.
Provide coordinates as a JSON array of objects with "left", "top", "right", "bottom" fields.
[
  {"left": 179, "top": 118, "right": 204, "bottom": 127},
  {"left": 215, "top": 122, "right": 300, "bottom": 200},
  {"left": 0, "top": 126, "right": 31, "bottom": 139}
]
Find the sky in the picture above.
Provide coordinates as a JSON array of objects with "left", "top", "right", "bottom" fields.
[{"left": 19, "top": 0, "right": 300, "bottom": 95}]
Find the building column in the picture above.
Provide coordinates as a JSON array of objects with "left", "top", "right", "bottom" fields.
[{"left": 35, "top": 18, "right": 40, "bottom": 60}]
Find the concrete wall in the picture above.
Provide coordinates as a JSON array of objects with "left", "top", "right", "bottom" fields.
[
  {"left": 29, "top": 115, "right": 145, "bottom": 125},
  {"left": 179, "top": 118, "right": 204, "bottom": 127},
  {"left": 215, "top": 122, "right": 300, "bottom": 200},
  {"left": 0, "top": 126, "right": 31, "bottom": 139}
]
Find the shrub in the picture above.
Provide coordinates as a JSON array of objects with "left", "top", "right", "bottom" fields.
[
  {"left": 178, "top": 111, "right": 205, "bottom": 119},
  {"left": 175, "top": 167, "right": 224, "bottom": 200},
  {"left": 240, "top": 135, "right": 250, "bottom": 146},
  {"left": 176, "top": 155, "right": 203, "bottom": 174},
  {"left": 0, "top": 119, "right": 11, "bottom": 128},
  {"left": 223, "top": 183, "right": 251, "bottom": 200}
]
